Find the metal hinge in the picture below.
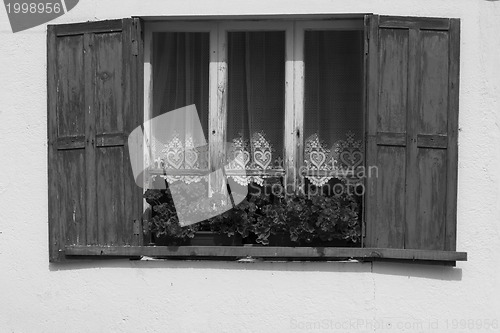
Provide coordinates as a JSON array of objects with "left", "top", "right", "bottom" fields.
[
  {"left": 132, "top": 40, "right": 139, "bottom": 56},
  {"left": 364, "top": 31, "right": 370, "bottom": 55},
  {"left": 364, "top": 17, "right": 370, "bottom": 55}
]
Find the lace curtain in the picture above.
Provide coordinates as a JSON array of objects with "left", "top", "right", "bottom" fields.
[
  {"left": 150, "top": 30, "right": 364, "bottom": 187},
  {"left": 151, "top": 32, "right": 210, "bottom": 183},
  {"left": 303, "top": 30, "right": 364, "bottom": 186},
  {"left": 226, "top": 31, "right": 286, "bottom": 186}
]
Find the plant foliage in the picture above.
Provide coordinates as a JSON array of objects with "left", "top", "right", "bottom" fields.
[{"left": 143, "top": 181, "right": 361, "bottom": 246}]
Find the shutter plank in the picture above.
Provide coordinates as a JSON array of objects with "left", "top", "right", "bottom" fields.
[
  {"left": 93, "top": 30, "right": 124, "bottom": 245},
  {"left": 95, "top": 32, "right": 124, "bottom": 136},
  {"left": 56, "top": 35, "right": 85, "bottom": 137},
  {"left": 410, "top": 149, "right": 447, "bottom": 249},
  {"left": 445, "top": 19, "right": 460, "bottom": 251},
  {"left": 379, "top": 16, "right": 450, "bottom": 30},
  {"left": 375, "top": 146, "right": 406, "bottom": 247},
  {"left": 378, "top": 29, "right": 408, "bottom": 134},
  {"left": 97, "top": 147, "right": 124, "bottom": 245},
  {"left": 48, "top": 25, "right": 59, "bottom": 261},
  {"left": 419, "top": 31, "right": 449, "bottom": 135},
  {"left": 58, "top": 150, "right": 86, "bottom": 246},
  {"left": 55, "top": 19, "right": 123, "bottom": 36},
  {"left": 404, "top": 28, "right": 420, "bottom": 249},
  {"left": 84, "top": 33, "right": 98, "bottom": 245}
]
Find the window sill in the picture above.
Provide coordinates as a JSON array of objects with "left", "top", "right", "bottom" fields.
[{"left": 64, "top": 245, "right": 466, "bottom": 265}]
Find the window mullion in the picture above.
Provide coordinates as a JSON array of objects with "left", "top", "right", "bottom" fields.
[
  {"left": 284, "top": 22, "right": 297, "bottom": 196},
  {"left": 208, "top": 24, "right": 227, "bottom": 196},
  {"left": 293, "top": 23, "right": 305, "bottom": 194}
]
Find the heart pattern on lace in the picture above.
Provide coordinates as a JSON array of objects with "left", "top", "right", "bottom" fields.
[
  {"left": 340, "top": 151, "right": 363, "bottom": 168},
  {"left": 184, "top": 149, "right": 198, "bottom": 168},
  {"left": 310, "top": 151, "right": 327, "bottom": 169},
  {"left": 254, "top": 151, "right": 272, "bottom": 169},
  {"left": 234, "top": 150, "right": 250, "bottom": 169},
  {"left": 166, "top": 151, "right": 184, "bottom": 169}
]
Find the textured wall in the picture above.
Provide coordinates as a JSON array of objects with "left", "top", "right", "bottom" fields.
[{"left": 1, "top": 1, "right": 499, "bottom": 332}]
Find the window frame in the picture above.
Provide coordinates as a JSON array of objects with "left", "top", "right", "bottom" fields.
[{"left": 142, "top": 19, "right": 367, "bottom": 250}]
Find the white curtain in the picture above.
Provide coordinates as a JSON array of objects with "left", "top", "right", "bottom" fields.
[
  {"left": 151, "top": 32, "right": 210, "bottom": 177},
  {"left": 303, "top": 30, "right": 364, "bottom": 187}
]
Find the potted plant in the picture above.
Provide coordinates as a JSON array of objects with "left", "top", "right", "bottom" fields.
[
  {"left": 144, "top": 184, "right": 244, "bottom": 246},
  {"left": 143, "top": 182, "right": 361, "bottom": 247}
]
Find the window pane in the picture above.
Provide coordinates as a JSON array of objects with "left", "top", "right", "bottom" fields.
[
  {"left": 152, "top": 32, "right": 209, "bottom": 127},
  {"left": 150, "top": 32, "right": 210, "bottom": 177},
  {"left": 303, "top": 30, "right": 364, "bottom": 188},
  {"left": 226, "top": 31, "right": 286, "bottom": 186}
]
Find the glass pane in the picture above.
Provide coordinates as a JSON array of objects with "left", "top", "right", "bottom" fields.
[
  {"left": 150, "top": 32, "right": 210, "bottom": 178},
  {"left": 226, "top": 31, "right": 286, "bottom": 186},
  {"left": 303, "top": 30, "right": 364, "bottom": 188}
]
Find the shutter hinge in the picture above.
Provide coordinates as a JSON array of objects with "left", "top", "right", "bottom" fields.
[
  {"left": 364, "top": 18, "right": 370, "bottom": 55},
  {"left": 133, "top": 219, "right": 141, "bottom": 236},
  {"left": 132, "top": 40, "right": 139, "bottom": 56},
  {"left": 364, "top": 31, "right": 369, "bottom": 55}
]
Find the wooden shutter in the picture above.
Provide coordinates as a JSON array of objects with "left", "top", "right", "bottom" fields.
[
  {"left": 48, "top": 19, "right": 144, "bottom": 261},
  {"left": 364, "top": 15, "right": 463, "bottom": 257}
]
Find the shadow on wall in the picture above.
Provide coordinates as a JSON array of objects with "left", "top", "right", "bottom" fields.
[
  {"left": 372, "top": 262, "right": 462, "bottom": 281},
  {"left": 49, "top": 259, "right": 462, "bottom": 281}
]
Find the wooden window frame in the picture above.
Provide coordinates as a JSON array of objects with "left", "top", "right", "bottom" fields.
[{"left": 140, "top": 19, "right": 369, "bottom": 255}]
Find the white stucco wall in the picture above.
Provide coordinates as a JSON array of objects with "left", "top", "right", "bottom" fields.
[{"left": 1, "top": 0, "right": 499, "bottom": 332}]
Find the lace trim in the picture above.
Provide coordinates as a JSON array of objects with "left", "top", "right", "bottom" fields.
[
  {"left": 149, "top": 130, "right": 363, "bottom": 186},
  {"left": 304, "top": 131, "right": 364, "bottom": 186},
  {"left": 151, "top": 132, "right": 208, "bottom": 184},
  {"left": 225, "top": 132, "right": 283, "bottom": 186}
]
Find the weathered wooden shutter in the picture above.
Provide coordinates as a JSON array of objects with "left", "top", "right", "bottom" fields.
[
  {"left": 48, "top": 19, "right": 143, "bottom": 261},
  {"left": 364, "top": 15, "right": 464, "bottom": 259}
]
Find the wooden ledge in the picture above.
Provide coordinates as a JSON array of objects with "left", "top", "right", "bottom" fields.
[{"left": 64, "top": 245, "right": 467, "bottom": 263}]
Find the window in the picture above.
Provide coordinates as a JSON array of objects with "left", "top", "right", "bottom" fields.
[
  {"left": 142, "top": 20, "right": 366, "bottom": 248},
  {"left": 48, "top": 15, "right": 466, "bottom": 264}
]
